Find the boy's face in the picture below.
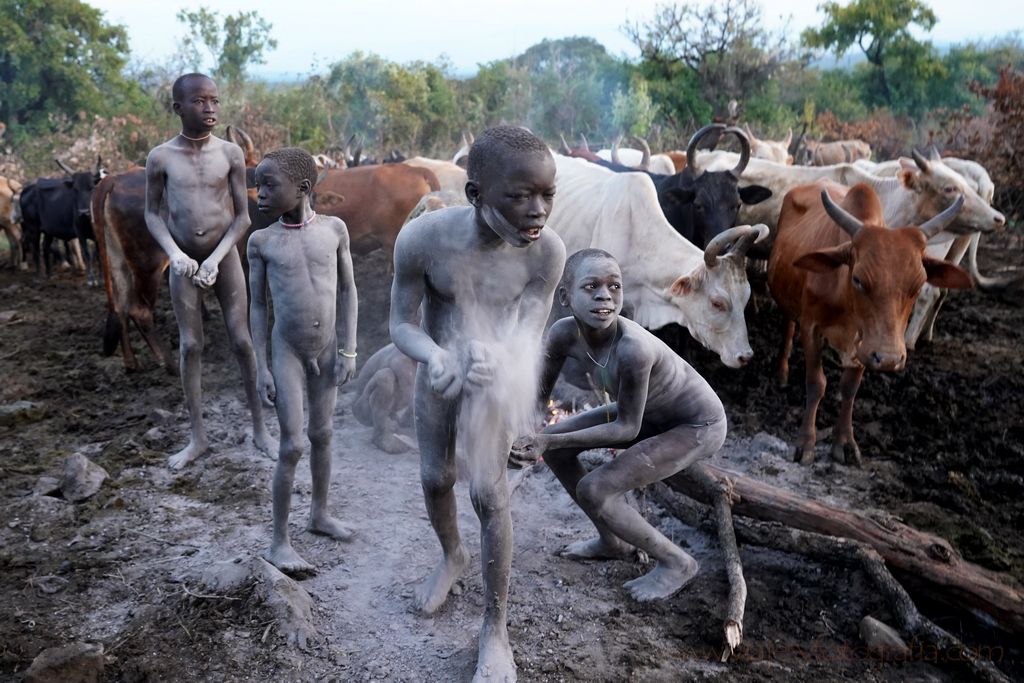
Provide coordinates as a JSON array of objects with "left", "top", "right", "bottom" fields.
[
  {"left": 565, "top": 257, "right": 623, "bottom": 330},
  {"left": 477, "top": 150, "right": 556, "bottom": 247},
  {"left": 173, "top": 77, "right": 219, "bottom": 132},
  {"left": 255, "top": 159, "right": 305, "bottom": 216}
]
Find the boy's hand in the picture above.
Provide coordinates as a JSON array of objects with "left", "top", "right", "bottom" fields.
[
  {"left": 192, "top": 260, "right": 219, "bottom": 289},
  {"left": 510, "top": 433, "right": 548, "bottom": 468},
  {"left": 258, "top": 371, "right": 276, "bottom": 407},
  {"left": 428, "top": 348, "right": 462, "bottom": 400},
  {"left": 337, "top": 354, "right": 357, "bottom": 386},
  {"left": 465, "top": 340, "right": 494, "bottom": 387},
  {"left": 170, "top": 253, "right": 200, "bottom": 279}
]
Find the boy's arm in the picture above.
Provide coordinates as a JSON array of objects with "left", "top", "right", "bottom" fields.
[
  {"left": 336, "top": 223, "right": 358, "bottom": 384},
  {"left": 144, "top": 149, "right": 198, "bottom": 277},
  {"left": 195, "top": 145, "right": 252, "bottom": 286},
  {"left": 537, "top": 319, "right": 572, "bottom": 404},
  {"left": 389, "top": 225, "right": 462, "bottom": 399},
  {"left": 517, "top": 236, "right": 566, "bottom": 337},
  {"left": 247, "top": 235, "right": 275, "bottom": 405}
]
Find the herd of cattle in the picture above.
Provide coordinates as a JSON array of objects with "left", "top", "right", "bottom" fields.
[{"left": 0, "top": 123, "right": 1008, "bottom": 465}]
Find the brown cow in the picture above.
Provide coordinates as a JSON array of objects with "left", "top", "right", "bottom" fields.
[
  {"left": 312, "top": 163, "right": 440, "bottom": 259},
  {"left": 767, "top": 181, "right": 971, "bottom": 466}
]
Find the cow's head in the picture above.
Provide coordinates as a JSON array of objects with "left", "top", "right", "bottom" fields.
[
  {"left": 54, "top": 159, "right": 98, "bottom": 222},
  {"left": 665, "top": 125, "right": 772, "bottom": 249},
  {"left": 898, "top": 150, "right": 1004, "bottom": 234},
  {"left": 797, "top": 188, "right": 972, "bottom": 371},
  {"left": 667, "top": 223, "right": 770, "bottom": 368}
]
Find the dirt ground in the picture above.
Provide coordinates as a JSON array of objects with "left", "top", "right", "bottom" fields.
[{"left": 0, "top": 233, "right": 1022, "bottom": 682}]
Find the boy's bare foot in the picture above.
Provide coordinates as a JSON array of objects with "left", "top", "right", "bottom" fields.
[
  {"left": 254, "top": 428, "right": 276, "bottom": 458},
  {"left": 557, "top": 537, "right": 634, "bottom": 561},
  {"left": 624, "top": 555, "right": 699, "bottom": 601},
  {"left": 373, "top": 432, "right": 408, "bottom": 454},
  {"left": 414, "top": 546, "right": 470, "bottom": 614},
  {"left": 168, "top": 437, "right": 209, "bottom": 470},
  {"left": 473, "top": 623, "right": 516, "bottom": 682},
  {"left": 264, "top": 544, "right": 315, "bottom": 576},
  {"left": 307, "top": 516, "right": 356, "bottom": 541}
]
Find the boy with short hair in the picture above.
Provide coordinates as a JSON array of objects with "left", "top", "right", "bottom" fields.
[
  {"left": 512, "top": 249, "right": 727, "bottom": 601},
  {"left": 144, "top": 72, "right": 273, "bottom": 469},
  {"left": 390, "top": 125, "right": 566, "bottom": 682},
  {"left": 248, "top": 147, "right": 359, "bottom": 574}
]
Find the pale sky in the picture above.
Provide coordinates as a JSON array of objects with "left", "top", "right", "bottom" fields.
[{"left": 90, "top": 0, "right": 1023, "bottom": 78}]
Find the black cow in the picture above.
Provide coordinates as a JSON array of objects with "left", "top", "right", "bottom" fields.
[
  {"left": 590, "top": 124, "right": 772, "bottom": 250},
  {"left": 20, "top": 158, "right": 104, "bottom": 283}
]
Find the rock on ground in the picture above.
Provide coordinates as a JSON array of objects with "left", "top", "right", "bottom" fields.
[
  {"left": 59, "top": 453, "right": 108, "bottom": 502},
  {"left": 24, "top": 642, "right": 104, "bottom": 683}
]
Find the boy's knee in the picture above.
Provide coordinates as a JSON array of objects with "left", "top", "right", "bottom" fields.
[
  {"left": 179, "top": 335, "right": 203, "bottom": 357},
  {"left": 308, "top": 426, "right": 332, "bottom": 449},
  {"left": 576, "top": 475, "right": 611, "bottom": 515},
  {"left": 278, "top": 438, "right": 303, "bottom": 465},
  {"left": 469, "top": 481, "right": 510, "bottom": 518},
  {"left": 420, "top": 465, "right": 456, "bottom": 497},
  {"left": 230, "top": 335, "right": 254, "bottom": 358}
]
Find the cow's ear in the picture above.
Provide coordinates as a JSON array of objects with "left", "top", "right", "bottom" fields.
[
  {"left": 669, "top": 268, "right": 705, "bottom": 296},
  {"left": 739, "top": 185, "right": 772, "bottom": 206},
  {"left": 664, "top": 188, "right": 695, "bottom": 206},
  {"left": 315, "top": 191, "right": 345, "bottom": 212},
  {"left": 793, "top": 244, "right": 852, "bottom": 272},
  {"left": 923, "top": 257, "right": 972, "bottom": 289}
]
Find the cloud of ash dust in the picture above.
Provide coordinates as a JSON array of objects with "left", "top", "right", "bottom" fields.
[{"left": 447, "top": 260, "right": 547, "bottom": 486}]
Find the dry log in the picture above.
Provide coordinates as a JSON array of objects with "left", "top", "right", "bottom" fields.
[
  {"left": 665, "top": 463, "right": 1024, "bottom": 635},
  {"left": 651, "top": 481, "right": 1012, "bottom": 683}
]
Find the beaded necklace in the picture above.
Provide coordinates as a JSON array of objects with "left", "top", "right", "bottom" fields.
[
  {"left": 179, "top": 131, "right": 212, "bottom": 141},
  {"left": 281, "top": 212, "right": 317, "bottom": 229}
]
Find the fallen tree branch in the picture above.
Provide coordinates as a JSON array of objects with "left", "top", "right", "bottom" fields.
[
  {"left": 664, "top": 463, "right": 1024, "bottom": 635},
  {"left": 652, "top": 479, "right": 1013, "bottom": 683}
]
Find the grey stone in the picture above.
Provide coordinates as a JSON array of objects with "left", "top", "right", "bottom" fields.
[
  {"left": 25, "top": 642, "right": 104, "bottom": 683},
  {"left": 0, "top": 400, "right": 43, "bottom": 427},
  {"left": 59, "top": 454, "right": 108, "bottom": 502}
]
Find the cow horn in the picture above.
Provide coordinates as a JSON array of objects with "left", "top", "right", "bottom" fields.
[
  {"left": 353, "top": 139, "right": 363, "bottom": 167},
  {"left": 634, "top": 136, "right": 651, "bottom": 169},
  {"left": 724, "top": 126, "right": 751, "bottom": 178},
  {"left": 236, "top": 127, "right": 254, "bottom": 156},
  {"left": 468, "top": 132, "right": 475, "bottom": 144},
  {"left": 703, "top": 224, "right": 769, "bottom": 268},
  {"left": 743, "top": 123, "right": 755, "bottom": 141},
  {"left": 821, "top": 189, "right": 863, "bottom": 237},
  {"left": 918, "top": 194, "right": 965, "bottom": 239},
  {"left": 580, "top": 134, "right": 590, "bottom": 151},
  {"left": 911, "top": 148, "right": 931, "bottom": 174},
  {"left": 611, "top": 135, "right": 623, "bottom": 165},
  {"left": 559, "top": 133, "right": 572, "bottom": 155},
  {"left": 54, "top": 158, "right": 74, "bottom": 175},
  {"left": 927, "top": 145, "right": 942, "bottom": 161},
  {"left": 686, "top": 124, "right": 724, "bottom": 177},
  {"left": 461, "top": 132, "right": 469, "bottom": 148}
]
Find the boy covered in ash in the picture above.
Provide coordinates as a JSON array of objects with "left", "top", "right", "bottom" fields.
[
  {"left": 145, "top": 73, "right": 273, "bottom": 469},
  {"left": 390, "top": 126, "right": 566, "bottom": 682},
  {"left": 248, "top": 147, "right": 359, "bottom": 574},
  {"left": 512, "top": 249, "right": 727, "bottom": 601}
]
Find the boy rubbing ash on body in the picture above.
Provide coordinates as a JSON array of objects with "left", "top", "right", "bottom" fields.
[
  {"left": 145, "top": 73, "right": 273, "bottom": 469},
  {"left": 390, "top": 126, "right": 566, "bottom": 682},
  {"left": 248, "top": 148, "right": 358, "bottom": 575},
  {"left": 512, "top": 249, "right": 727, "bottom": 601}
]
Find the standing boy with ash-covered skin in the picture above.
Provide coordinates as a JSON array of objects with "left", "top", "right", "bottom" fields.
[
  {"left": 512, "top": 249, "right": 727, "bottom": 601},
  {"left": 145, "top": 72, "right": 273, "bottom": 469},
  {"left": 248, "top": 147, "right": 358, "bottom": 575},
  {"left": 390, "top": 126, "right": 566, "bottom": 683}
]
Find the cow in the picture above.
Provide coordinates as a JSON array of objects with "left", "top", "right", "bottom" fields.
[
  {"left": 798, "top": 139, "right": 872, "bottom": 166},
  {"left": 0, "top": 176, "right": 23, "bottom": 269},
  {"left": 594, "top": 124, "right": 772, "bottom": 250},
  {"left": 548, "top": 154, "right": 768, "bottom": 368},
  {"left": 743, "top": 124, "right": 793, "bottom": 164},
  {"left": 767, "top": 181, "right": 972, "bottom": 466},
  {"left": 402, "top": 157, "right": 467, "bottom": 194},
  {"left": 452, "top": 131, "right": 474, "bottom": 168},
  {"left": 557, "top": 133, "right": 602, "bottom": 163},
  {"left": 312, "top": 163, "right": 440, "bottom": 260},
  {"left": 20, "top": 158, "right": 103, "bottom": 283},
  {"left": 696, "top": 149, "right": 1004, "bottom": 257}
]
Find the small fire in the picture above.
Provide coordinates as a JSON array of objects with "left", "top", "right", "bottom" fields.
[{"left": 545, "top": 399, "right": 568, "bottom": 427}]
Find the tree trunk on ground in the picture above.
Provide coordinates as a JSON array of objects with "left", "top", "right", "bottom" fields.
[{"left": 665, "top": 463, "right": 1024, "bottom": 635}]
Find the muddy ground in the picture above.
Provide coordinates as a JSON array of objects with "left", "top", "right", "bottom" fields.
[{"left": 0, "top": 232, "right": 1022, "bottom": 682}]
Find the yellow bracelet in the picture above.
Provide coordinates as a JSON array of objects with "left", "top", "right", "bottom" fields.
[{"left": 338, "top": 349, "right": 357, "bottom": 358}]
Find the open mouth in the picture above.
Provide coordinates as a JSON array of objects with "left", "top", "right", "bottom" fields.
[
  {"left": 591, "top": 308, "right": 615, "bottom": 319},
  {"left": 203, "top": 117, "right": 217, "bottom": 126},
  {"left": 522, "top": 227, "right": 542, "bottom": 240}
]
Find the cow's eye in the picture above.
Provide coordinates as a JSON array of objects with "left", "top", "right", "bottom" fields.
[
  {"left": 852, "top": 276, "right": 865, "bottom": 291},
  {"left": 711, "top": 299, "right": 727, "bottom": 312},
  {"left": 944, "top": 186, "right": 955, "bottom": 194}
]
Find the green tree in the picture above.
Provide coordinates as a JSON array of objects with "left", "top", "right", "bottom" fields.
[
  {"left": 176, "top": 7, "right": 277, "bottom": 89},
  {"left": 0, "top": 0, "right": 143, "bottom": 139},
  {"left": 612, "top": 78, "right": 659, "bottom": 137},
  {"left": 802, "top": 0, "right": 941, "bottom": 110}
]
